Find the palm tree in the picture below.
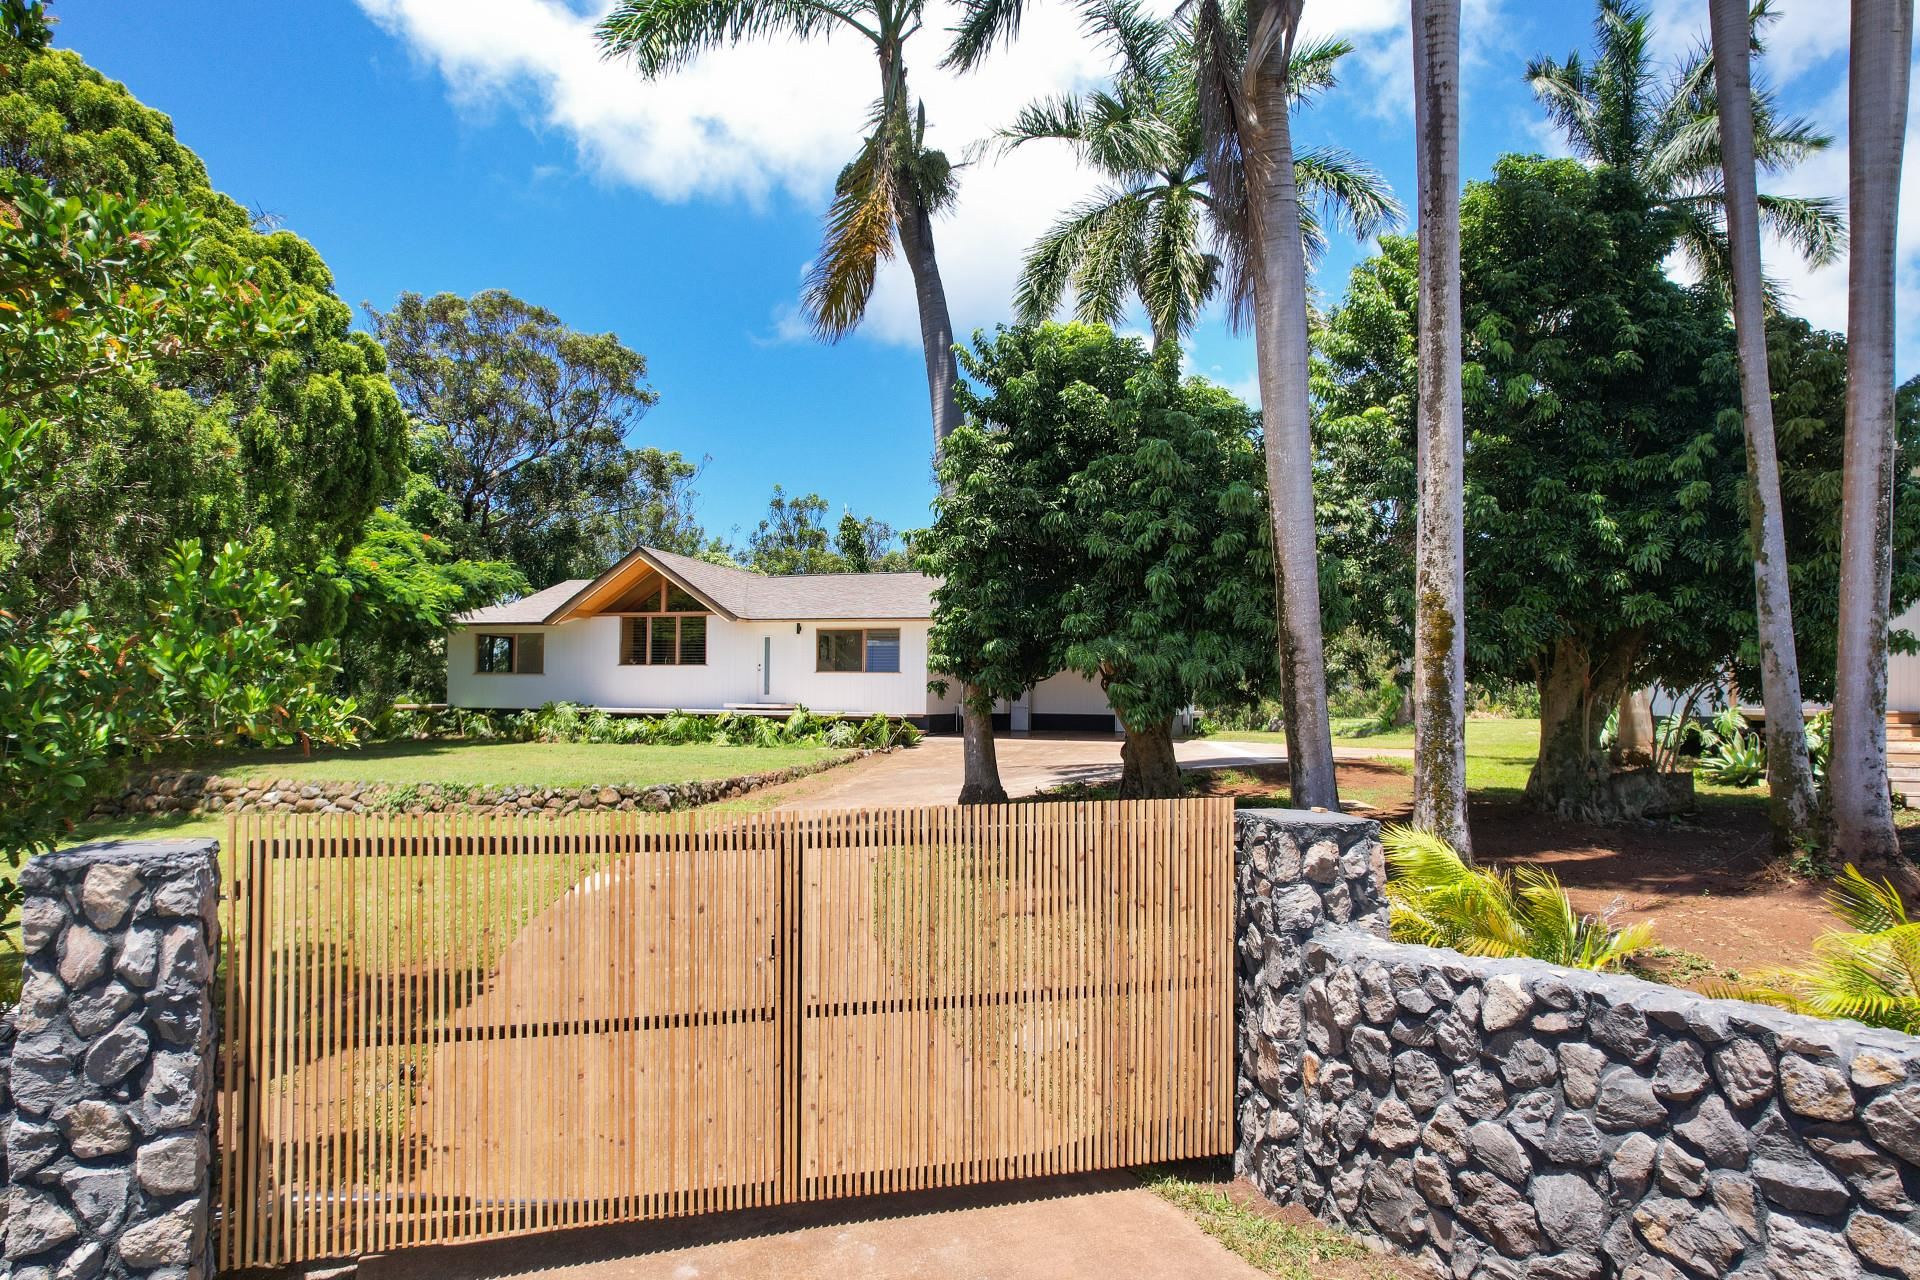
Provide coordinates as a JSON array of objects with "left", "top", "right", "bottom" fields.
[
  {"left": 599, "top": 0, "right": 1011, "bottom": 803},
  {"left": 1707, "top": 0, "right": 1817, "bottom": 853},
  {"left": 989, "top": 4, "right": 1398, "bottom": 353},
  {"left": 1527, "top": 0, "right": 1843, "bottom": 294},
  {"left": 1189, "top": 0, "right": 1339, "bottom": 810},
  {"left": 1411, "top": 0, "right": 1468, "bottom": 856},
  {"left": 1831, "top": 0, "right": 1914, "bottom": 869}
]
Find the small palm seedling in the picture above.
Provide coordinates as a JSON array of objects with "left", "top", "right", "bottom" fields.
[
  {"left": 1383, "top": 825, "right": 1656, "bottom": 971},
  {"left": 1719, "top": 866, "right": 1920, "bottom": 1033}
]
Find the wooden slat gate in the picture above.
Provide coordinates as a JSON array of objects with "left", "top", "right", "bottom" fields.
[{"left": 215, "top": 799, "right": 1234, "bottom": 1269}]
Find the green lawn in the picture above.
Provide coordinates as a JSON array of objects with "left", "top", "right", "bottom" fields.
[
  {"left": 1208, "top": 716, "right": 1541, "bottom": 755},
  {"left": 158, "top": 739, "right": 846, "bottom": 790}
]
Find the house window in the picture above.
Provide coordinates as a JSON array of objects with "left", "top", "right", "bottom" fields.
[
  {"left": 817, "top": 628, "right": 900, "bottom": 674},
  {"left": 621, "top": 616, "right": 708, "bottom": 666},
  {"left": 475, "top": 633, "right": 543, "bottom": 675}
]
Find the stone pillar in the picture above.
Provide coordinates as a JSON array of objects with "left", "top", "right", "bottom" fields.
[
  {"left": 4, "top": 840, "right": 219, "bottom": 1280},
  {"left": 1233, "top": 809, "right": 1391, "bottom": 1203}
]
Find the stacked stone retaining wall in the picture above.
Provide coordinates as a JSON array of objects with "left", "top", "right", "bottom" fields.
[
  {"left": 86, "top": 748, "right": 877, "bottom": 820},
  {"left": 1235, "top": 808, "right": 1920, "bottom": 1279}
]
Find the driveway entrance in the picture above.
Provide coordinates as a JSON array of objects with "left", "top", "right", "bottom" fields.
[{"left": 355, "top": 1173, "right": 1269, "bottom": 1280}]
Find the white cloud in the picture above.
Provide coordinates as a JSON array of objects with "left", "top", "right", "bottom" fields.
[
  {"left": 356, "top": 0, "right": 1457, "bottom": 350},
  {"left": 1643, "top": 0, "right": 1849, "bottom": 81}
]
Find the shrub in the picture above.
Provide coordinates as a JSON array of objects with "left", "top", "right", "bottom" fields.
[
  {"left": 1384, "top": 826, "right": 1655, "bottom": 971},
  {"left": 1719, "top": 866, "right": 1920, "bottom": 1033}
]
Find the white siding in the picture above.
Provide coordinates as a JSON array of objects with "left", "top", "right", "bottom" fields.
[
  {"left": 448, "top": 617, "right": 939, "bottom": 717},
  {"left": 1030, "top": 670, "right": 1116, "bottom": 718},
  {"left": 1892, "top": 602, "right": 1920, "bottom": 713}
]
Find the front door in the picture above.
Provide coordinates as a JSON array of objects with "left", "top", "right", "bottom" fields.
[{"left": 762, "top": 635, "right": 772, "bottom": 698}]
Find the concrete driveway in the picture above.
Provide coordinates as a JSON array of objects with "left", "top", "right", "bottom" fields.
[
  {"left": 355, "top": 1174, "right": 1268, "bottom": 1280},
  {"left": 767, "top": 734, "right": 1293, "bottom": 809}
]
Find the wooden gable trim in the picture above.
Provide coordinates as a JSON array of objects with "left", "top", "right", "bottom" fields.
[{"left": 543, "top": 548, "right": 737, "bottom": 624}]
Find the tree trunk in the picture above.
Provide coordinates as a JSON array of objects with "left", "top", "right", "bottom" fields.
[
  {"left": 1525, "top": 632, "right": 1643, "bottom": 821},
  {"left": 896, "top": 191, "right": 964, "bottom": 451},
  {"left": 1118, "top": 718, "right": 1184, "bottom": 799},
  {"left": 1613, "top": 688, "right": 1656, "bottom": 767},
  {"left": 1709, "top": 0, "right": 1820, "bottom": 854},
  {"left": 1410, "top": 0, "right": 1470, "bottom": 856},
  {"left": 1831, "top": 0, "right": 1913, "bottom": 869},
  {"left": 896, "top": 170, "right": 1000, "bottom": 806},
  {"left": 956, "top": 693, "right": 1008, "bottom": 805},
  {"left": 1246, "top": 15, "right": 1339, "bottom": 813}
]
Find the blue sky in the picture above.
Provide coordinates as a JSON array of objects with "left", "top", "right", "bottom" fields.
[{"left": 51, "top": 1, "right": 1878, "bottom": 552}]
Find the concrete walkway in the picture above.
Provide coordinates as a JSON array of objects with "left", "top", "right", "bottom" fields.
[{"left": 355, "top": 1174, "right": 1267, "bottom": 1280}]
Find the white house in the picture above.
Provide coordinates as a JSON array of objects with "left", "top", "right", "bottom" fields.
[{"left": 446, "top": 545, "right": 1125, "bottom": 733}]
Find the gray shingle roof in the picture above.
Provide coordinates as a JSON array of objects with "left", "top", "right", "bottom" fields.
[
  {"left": 454, "top": 548, "right": 937, "bottom": 625},
  {"left": 453, "top": 579, "right": 590, "bottom": 626}
]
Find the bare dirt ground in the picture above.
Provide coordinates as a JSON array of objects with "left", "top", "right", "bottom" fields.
[{"left": 1181, "top": 761, "right": 1852, "bottom": 982}]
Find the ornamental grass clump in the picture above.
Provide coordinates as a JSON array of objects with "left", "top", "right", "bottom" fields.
[
  {"left": 1718, "top": 866, "right": 1920, "bottom": 1034},
  {"left": 1383, "top": 825, "right": 1656, "bottom": 971}
]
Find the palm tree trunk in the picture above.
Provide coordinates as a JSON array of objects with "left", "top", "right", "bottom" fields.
[
  {"left": 1245, "top": 6, "right": 1339, "bottom": 812},
  {"left": 1410, "top": 0, "right": 1469, "bottom": 855},
  {"left": 1831, "top": 0, "right": 1913, "bottom": 867},
  {"left": 1709, "top": 0, "right": 1819, "bottom": 853},
  {"left": 895, "top": 189, "right": 964, "bottom": 448},
  {"left": 897, "top": 179, "right": 1005, "bottom": 803}
]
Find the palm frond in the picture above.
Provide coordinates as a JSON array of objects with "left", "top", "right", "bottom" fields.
[
  {"left": 1526, "top": 53, "right": 1600, "bottom": 163},
  {"left": 1014, "top": 188, "right": 1143, "bottom": 326},
  {"left": 1191, "top": 0, "right": 1254, "bottom": 330},
  {"left": 1383, "top": 825, "right": 1653, "bottom": 970},
  {"left": 1829, "top": 864, "right": 1912, "bottom": 934},
  {"left": 802, "top": 124, "right": 899, "bottom": 341},
  {"left": 1079, "top": 0, "right": 1170, "bottom": 83},
  {"left": 1140, "top": 181, "right": 1217, "bottom": 345},
  {"left": 1293, "top": 145, "right": 1403, "bottom": 246},
  {"left": 598, "top": 0, "right": 865, "bottom": 75},
  {"left": 943, "top": 0, "right": 1026, "bottom": 71},
  {"left": 1285, "top": 35, "right": 1352, "bottom": 106},
  {"left": 1755, "top": 192, "right": 1846, "bottom": 268}
]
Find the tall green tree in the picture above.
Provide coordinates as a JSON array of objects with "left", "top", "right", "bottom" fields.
[
  {"left": 1315, "top": 157, "right": 1919, "bottom": 821},
  {"left": 1526, "top": 0, "right": 1843, "bottom": 293},
  {"left": 1831, "top": 0, "right": 1915, "bottom": 868},
  {"left": 1708, "top": 0, "right": 1816, "bottom": 851},
  {"left": 0, "top": 179, "right": 356, "bottom": 901},
  {"left": 991, "top": 3, "right": 1397, "bottom": 352},
  {"left": 0, "top": 29, "right": 410, "bottom": 618},
  {"left": 368, "top": 290, "right": 695, "bottom": 586},
  {"left": 923, "top": 324, "right": 1274, "bottom": 795},
  {"left": 601, "top": 0, "right": 1007, "bottom": 802}
]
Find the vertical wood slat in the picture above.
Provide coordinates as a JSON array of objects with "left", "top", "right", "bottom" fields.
[{"left": 214, "top": 798, "right": 1234, "bottom": 1267}]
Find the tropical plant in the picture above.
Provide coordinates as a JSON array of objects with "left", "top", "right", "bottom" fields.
[
  {"left": 1724, "top": 865, "right": 1920, "bottom": 1032},
  {"left": 1527, "top": 0, "right": 1843, "bottom": 294},
  {"left": 990, "top": 1, "right": 1397, "bottom": 352},
  {"left": 1830, "top": 0, "right": 1915, "bottom": 872},
  {"left": 1699, "top": 718, "right": 1765, "bottom": 787},
  {"left": 1383, "top": 826, "right": 1656, "bottom": 971}
]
